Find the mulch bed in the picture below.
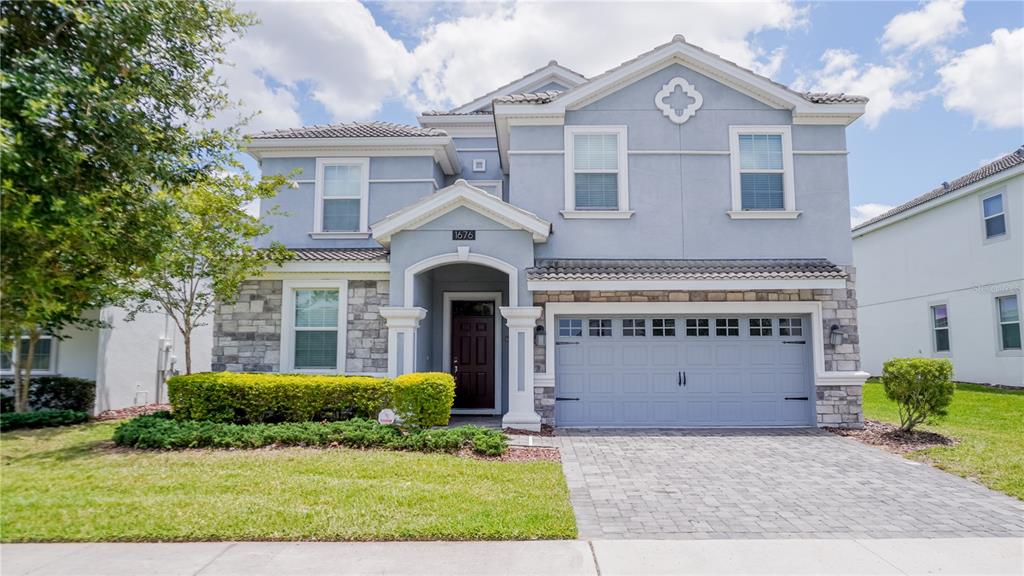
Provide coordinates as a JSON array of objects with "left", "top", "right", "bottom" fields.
[
  {"left": 826, "top": 419, "right": 958, "bottom": 455},
  {"left": 503, "top": 424, "right": 556, "bottom": 437},
  {"left": 96, "top": 404, "right": 171, "bottom": 421},
  {"left": 463, "top": 445, "right": 561, "bottom": 462}
]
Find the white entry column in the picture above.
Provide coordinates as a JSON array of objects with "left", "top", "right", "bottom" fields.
[
  {"left": 380, "top": 307, "right": 427, "bottom": 377},
  {"left": 500, "top": 306, "right": 543, "bottom": 431}
]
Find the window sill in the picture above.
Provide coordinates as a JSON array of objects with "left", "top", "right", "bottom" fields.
[
  {"left": 727, "top": 210, "right": 802, "bottom": 220},
  {"left": 309, "top": 232, "right": 371, "bottom": 239},
  {"left": 560, "top": 210, "right": 635, "bottom": 220}
]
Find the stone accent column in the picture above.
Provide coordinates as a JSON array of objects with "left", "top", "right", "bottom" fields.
[
  {"left": 500, "top": 306, "right": 543, "bottom": 432},
  {"left": 380, "top": 307, "right": 426, "bottom": 377}
]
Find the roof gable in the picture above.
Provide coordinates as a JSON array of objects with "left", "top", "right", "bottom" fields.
[
  {"left": 371, "top": 179, "right": 551, "bottom": 246},
  {"left": 450, "top": 61, "right": 587, "bottom": 114}
]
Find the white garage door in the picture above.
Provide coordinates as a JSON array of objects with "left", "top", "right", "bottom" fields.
[{"left": 555, "top": 314, "right": 814, "bottom": 427}]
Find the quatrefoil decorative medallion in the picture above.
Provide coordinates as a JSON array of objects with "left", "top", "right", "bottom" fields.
[{"left": 655, "top": 77, "right": 703, "bottom": 124}]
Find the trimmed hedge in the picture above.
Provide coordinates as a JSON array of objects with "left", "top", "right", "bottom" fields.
[
  {"left": 881, "top": 357, "right": 955, "bottom": 432},
  {"left": 0, "top": 376, "right": 96, "bottom": 413},
  {"left": 112, "top": 413, "right": 506, "bottom": 456},
  {"left": 168, "top": 372, "right": 456, "bottom": 427},
  {"left": 0, "top": 410, "right": 90, "bottom": 431}
]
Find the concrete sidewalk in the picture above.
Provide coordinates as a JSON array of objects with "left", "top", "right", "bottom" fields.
[{"left": 3, "top": 538, "right": 1022, "bottom": 576}]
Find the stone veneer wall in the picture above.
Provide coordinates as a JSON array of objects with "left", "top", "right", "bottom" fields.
[
  {"left": 211, "top": 278, "right": 390, "bottom": 375},
  {"left": 530, "top": 266, "right": 862, "bottom": 428},
  {"left": 211, "top": 280, "right": 283, "bottom": 372},
  {"left": 346, "top": 280, "right": 389, "bottom": 374}
]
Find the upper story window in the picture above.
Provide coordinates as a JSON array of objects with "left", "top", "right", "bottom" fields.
[
  {"left": 314, "top": 158, "right": 369, "bottom": 235},
  {"left": 562, "top": 126, "right": 632, "bottom": 219},
  {"left": 728, "top": 126, "right": 798, "bottom": 219},
  {"left": 0, "top": 335, "right": 56, "bottom": 374},
  {"left": 996, "top": 295, "right": 1021, "bottom": 351},
  {"left": 982, "top": 192, "right": 1007, "bottom": 240},
  {"left": 931, "top": 304, "right": 950, "bottom": 353}
]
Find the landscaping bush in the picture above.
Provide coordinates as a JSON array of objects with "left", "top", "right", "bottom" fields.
[
  {"left": 112, "top": 413, "right": 507, "bottom": 456},
  {"left": 168, "top": 372, "right": 456, "bottom": 427},
  {"left": 0, "top": 410, "right": 90, "bottom": 431},
  {"left": 0, "top": 376, "right": 96, "bottom": 413},
  {"left": 880, "top": 357, "right": 955, "bottom": 432}
]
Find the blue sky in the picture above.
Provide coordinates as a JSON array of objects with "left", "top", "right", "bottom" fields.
[{"left": 226, "top": 1, "right": 1023, "bottom": 224}]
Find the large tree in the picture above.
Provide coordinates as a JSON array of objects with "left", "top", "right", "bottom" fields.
[
  {"left": 127, "top": 169, "right": 293, "bottom": 375},
  {"left": 1, "top": 0, "right": 252, "bottom": 410}
]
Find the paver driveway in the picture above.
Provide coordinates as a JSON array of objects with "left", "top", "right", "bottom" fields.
[{"left": 556, "top": 428, "right": 1024, "bottom": 540}]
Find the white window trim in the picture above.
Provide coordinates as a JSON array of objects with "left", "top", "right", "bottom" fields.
[
  {"left": 929, "top": 302, "right": 951, "bottom": 356},
  {"left": 313, "top": 157, "right": 370, "bottom": 234},
  {"left": 280, "top": 279, "right": 348, "bottom": 373},
  {"left": 727, "top": 125, "right": 800, "bottom": 219},
  {"left": 0, "top": 335, "right": 57, "bottom": 375},
  {"left": 472, "top": 158, "right": 487, "bottom": 172},
  {"left": 980, "top": 190, "right": 1010, "bottom": 244},
  {"left": 994, "top": 292, "right": 1022, "bottom": 355},
  {"left": 562, "top": 125, "right": 632, "bottom": 218}
]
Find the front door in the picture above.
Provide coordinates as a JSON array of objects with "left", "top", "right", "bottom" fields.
[{"left": 450, "top": 301, "right": 496, "bottom": 410}]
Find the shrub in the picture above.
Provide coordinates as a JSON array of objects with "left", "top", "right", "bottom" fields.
[
  {"left": 881, "top": 357, "right": 955, "bottom": 431},
  {"left": 0, "top": 376, "right": 96, "bottom": 413},
  {"left": 168, "top": 372, "right": 456, "bottom": 427},
  {"left": 0, "top": 410, "right": 90, "bottom": 431},
  {"left": 112, "top": 413, "right": 507, "bottom": 456}
]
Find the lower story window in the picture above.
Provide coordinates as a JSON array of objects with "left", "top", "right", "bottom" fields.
[
  {"left": 0, "top": 336, "right": 54, "bottom": 372},
  {"left": 997, "top": 295, "right": 1021, "bottom": 350},
  {"left": 931, "top": 304, "right": 950, "bottom": 353},
  {"left": 293, "top": 288, "right": 340, "bottom": 369}
]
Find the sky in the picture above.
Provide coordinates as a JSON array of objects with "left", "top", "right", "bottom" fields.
[{"left": 221, "top": 0, "right": 1024, "bottom": 225}]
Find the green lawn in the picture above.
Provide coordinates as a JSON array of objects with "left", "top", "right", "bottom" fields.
[
  {"left": 863, "top": 381, "right": 1024, "bottom": 500},
  {"left": 0, "top": 422, "right": 576, "bottom": 542}
]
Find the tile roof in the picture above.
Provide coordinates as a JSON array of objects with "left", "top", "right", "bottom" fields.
[
  {"left": 287, "top": 248, "right": 389, "bottom": 262},
  {"left": 447, "top": 60, "right": 586, "bottom": 113},
  {"left": 853, "top": 146, "right": 1024, "bottom": 231},
  {"left": 251, "top": 122, "right": 446, "bottom": 139},
  {"left": 493, "top": 90, "right": 563, "bottom": 104},
  {"left": 527, "top": 259, "right": 846, "bottom": 281},
  {"left": 801, "top": 92, "right": 869, "bottom": 104},
  {"left": 420, "top": 110, "right": 494, "bottom": 117}
]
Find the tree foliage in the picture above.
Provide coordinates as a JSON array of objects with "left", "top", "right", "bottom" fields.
[
  {"left": 881, "top": 357, "right": 955, "bottom": 432},
  {"left": 126, "top": 169, "right": 293, "bottom": 374},
  {"left": 1, "top": 0, "right": 252, "bottom": 409}
]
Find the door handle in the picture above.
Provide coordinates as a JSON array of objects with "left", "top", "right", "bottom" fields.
[
  {"left": 452, "top": 357, "right": 459, "bottom": 375},
  {"left": 683, "top": 371, "right": 687, "bottom": 387},
  {"left": 678, "top": 371, "right": 686, "bottom": 387}
]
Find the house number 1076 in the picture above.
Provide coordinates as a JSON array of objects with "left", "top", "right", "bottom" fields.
[{"left": 452, "top": 230, "right": 476, "bottom": 240}]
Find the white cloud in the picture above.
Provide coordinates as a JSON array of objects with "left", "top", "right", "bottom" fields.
[
  {"left": 851, "top": 203, "right": 896, "bottom": 226},
  {"left": 882, "top": 0, "right": 965, "bottom": 54},
  {"left": 938, "top": 27, "right": 1024, "bottom": 129},
  {"left": 795, "top": 49, "right": 924, "bottom": 128},
  {"left": 406, "top": 1, "right": 807, "bottom": 111},
  {"left": 215, "top": 1, "right": 416, "bottom": 132}
]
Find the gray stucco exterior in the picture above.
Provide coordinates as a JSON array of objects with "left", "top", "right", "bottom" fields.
[{"left": 220, "top": 38, "right": 868, "bottom": 429}]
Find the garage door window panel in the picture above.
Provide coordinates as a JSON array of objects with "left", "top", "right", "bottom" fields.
[
  {"left": 622, "top": 319, "right": 647, "bottom": 337},
  {"left": 716, "top": 318, "right": 740, "bottom": 337},
  {"left": 559, "top": 319, "right": 583, "bottom": 337},
  {"left": 779, "top": 318, "right": 803, "bottom": 336},
  {"left": 588, "top": 319, "right": 612, "bottom": 337},
  {"left": 652, "top": 318, "right": 676, "bottom": 337},
  {"left": 749, "top": 318, "right": 773, "bottom": 336},
  {"left": 686, "top": 318, "right": 710, "bottom": 336}
]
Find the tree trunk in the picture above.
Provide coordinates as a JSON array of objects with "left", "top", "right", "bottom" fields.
[
  {"left": 14, "top": 330, "right": 40, "bottom": 413},
  {"left": 183, "top": 329, "right": 192, "bottom": 375}
]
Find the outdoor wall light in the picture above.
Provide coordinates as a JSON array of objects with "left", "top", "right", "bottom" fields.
[
  {"left": 829, "top": 324, "right": 844, "bottom": 346},
  {"left": 535, "top": 325, "right": 546, "bottom": 347}
]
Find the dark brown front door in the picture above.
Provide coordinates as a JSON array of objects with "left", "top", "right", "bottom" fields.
[{"left": 451, "top": 301, "right": 495, "bottom": 410}]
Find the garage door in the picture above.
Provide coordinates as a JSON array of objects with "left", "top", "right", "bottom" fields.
[{"left": 555, "top": 314, "right": 814, "bottom": 427}]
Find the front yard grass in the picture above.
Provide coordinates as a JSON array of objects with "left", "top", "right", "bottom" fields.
[
  {"left": 863, "top": 381, "right": 1024, "bottom": 500},
  {"left": 1, "top": 421, "right": 576, "bottom": 542}
]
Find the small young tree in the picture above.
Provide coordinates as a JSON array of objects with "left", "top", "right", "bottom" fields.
[
  {"left": 880, "top": 357, "right": 955, "bottom": 432},
  {"left": 127, "top": 169, "right": 294, "bottom": 374}
]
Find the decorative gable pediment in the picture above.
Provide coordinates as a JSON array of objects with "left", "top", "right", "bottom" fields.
[
  {"left": 371, "top": 180, "right": 551, "bottom": 246},
  {"left": 654, "top": 76, "right": 703, "bottom": 124}
]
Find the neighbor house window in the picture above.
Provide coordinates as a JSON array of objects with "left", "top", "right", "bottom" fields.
[
  {"left": 685, "top": 318, "right": 710, "bottom": 336},
  {"left": 558, "top": 319, "right": 583, "bottom": 337},
  {"left": 996, "top": 295, "right": 1021, "bottom": 350},
  {"left": 652, "top": 319, "right": 676, "bottom": 337},
  {"left": 563, "top": 125, "right": 630, "bottom": 217},
  {"left": 716, "top": 318, "right": 740, "bottom": 336},
  {"left": 728, "top": 126, "right": 796, "bottom": 218},
  {"left": 931, "top": 304, "right": 950, "bottom": 353},
  {"left": 622, "top": 319, "right": 646, "bottom": 337},
  {"left": 281, "top": 280, "right": 346, "bottom": 372},
  {"left": 982, "top": 193, "right": 1006, "bottom": 239},
  {"left": 588, "top": 319, "right": 612, "bottom": 337},
  {"left": 749, "top": 318, "right": 773, "bottom": 337},
  {"left": 0, "top": 335, "right": 55, "bottom": 373},
  {"left": 315, "top": 158, "right": 368, "bottom": 234}
]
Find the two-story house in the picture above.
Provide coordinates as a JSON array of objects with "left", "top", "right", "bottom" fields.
[
  {"left": 853, "top": 148, "right": 1023, "bottom": 387},
  {"left": 215, "top": 37, "right": 870, "bottom": 430}
]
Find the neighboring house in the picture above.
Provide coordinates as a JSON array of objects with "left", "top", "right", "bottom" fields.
[
  {"left": 218, "top": 36, "right": 871, "bottom": 430},
  {"left": 853, "top": 148, "right": 1024, "bottom": 387},
  {"left": 1, "top": 307, "right": 212, "bottom": 413}
]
